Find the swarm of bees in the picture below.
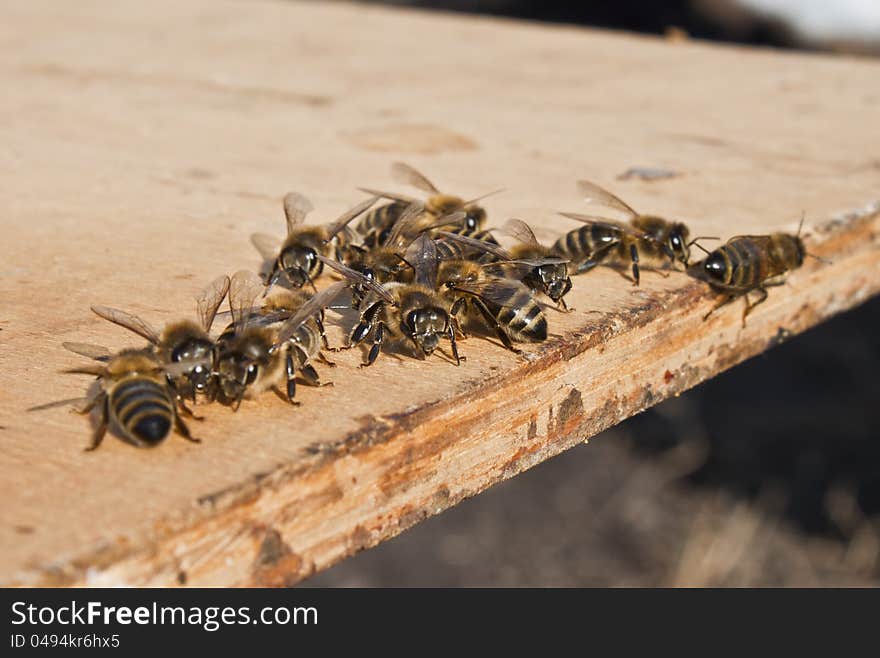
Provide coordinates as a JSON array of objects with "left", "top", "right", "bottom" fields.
[{"left": 39, "top": 163, "right": 824, "bottom": 449}]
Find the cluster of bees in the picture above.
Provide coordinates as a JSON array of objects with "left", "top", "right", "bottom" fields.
[{"left": 49, "top": 163, "right": 818, "bottom": 450}]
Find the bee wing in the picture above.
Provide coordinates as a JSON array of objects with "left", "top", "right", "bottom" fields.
[
  {"left": 451, "top": 278, "right": 535, "bottom": 308},
  {"left": 385, "top": 201, "right": 427, "bottom": 248},
  {"left": 483, "top": 257, "right": 571, "bottom": 279},
  {"left": 324, "top": 195, "right": 380, "bottom": 240},
  {"left": 405, "top": 234, "right": 439, "bottom": 290},
  {"left": 228, "top": 270, "right": 264, "bottom": 334},
  {"left": 460, "top": 188, "right": 506, "bottom": 207},
  {"left": 90, "top": 306, "right": 161, "bottom": 345},
  {"left": 28, "top": 396, "right": 92, "bottom": 412},
  {"left": 196, "top": 274, "right": 231, "bottom": 332},
  {"left": 558, "top": 212, "right": 639, "bottom": 235},
  {"left": 500, "top": 218, "right": 541, "bottom": 246},
  {"left": 251, "top": 232, "right": 281, "bottom": 261},
  {"left": 62, "top": 341, "right": 113, "bottom": 361},
  {"left": 357, "top": 187, "right": 418, "bottom": 204},
  {"left": 275, "top": 281, "right": 348, "bottom": 345},
  {"left": 283, "top": 192, "right": 314, "bottom": 235},
  {"left": 576, "top": 180, "right": 638, "bottom": 218},
  {"left": 315, "top": 255, "right": 397, "bottom": 304},
  {"left": 435, "top": 230, "right": 513, "bottom": 260},
  {"left": 391, "top": 162, "right": 440, "bottom": 195}
]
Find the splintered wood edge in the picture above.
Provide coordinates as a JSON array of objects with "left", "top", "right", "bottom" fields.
[{"left": 13, "top": 204, "right": 880, "bottom": 587}]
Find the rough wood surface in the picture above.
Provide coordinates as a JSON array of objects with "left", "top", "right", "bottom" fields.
[{"left": 1, "top": 0, "right": 879, "bottom": 587}]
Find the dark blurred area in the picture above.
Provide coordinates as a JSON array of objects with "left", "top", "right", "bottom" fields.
[{"left": 304, "top": 1, "right": 880, "bottom": 586}]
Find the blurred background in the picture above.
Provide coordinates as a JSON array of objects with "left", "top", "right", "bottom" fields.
[{"left": 304, "top": 0, "right": 880, "bottom": 586}]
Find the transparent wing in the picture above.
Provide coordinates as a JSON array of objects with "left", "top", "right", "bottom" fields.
[
  {"left": 196, "top": 274, "right": 231, "bottom": 332},
  {"left": 434, "top": 230, "right": 512, "bottom": 260},
  {"left": 275, "top": 281, "right": 348, "bottom": 345},
  {"left": 251, "top": 233, "right": 281, "bottom": 261},
  {"left": 482, "top": 258, "right": 570, "bottom": 280},
  {"left": 62, "top": 341, "right": 113, "bottom": 361},
  {"left": 28, "top": 396, "right": 91, "bottom": 412},
  {"left": 576, "top": 180, "right": 638, "bottom": 218},
  {"left": 324, "top": 195, "right": 380, "bottom": 240},
  {"left": 405, "top": 234, "right": 439, "bottom": 290},
  {"left": 90, "top": 306, "right": 160, "bottom": 345},
  {"left": 391, "top": 162, "right": 440, "bottom": 194},
  {"left": 501, "top": 218, "right": 540, "bottom": 246},
  {"left": 558, "top": 212, "right": 640, "bottom": 236},
  {"left": 385, "top": 201, "right": 427, "bottom": 248},
  {"left": 451, "top": 278, "right": 535, "bottom": 308},
  {"left": 315, "top": 255, "right": 397, "bottom": 304},
  {"left": 460, "top": 188, "right": 506, "bottom": 207},
  {"left": 228, "top": 270, "right": 264, "bottom": 334},
  {"left": 357, "top": 187, "right": 418, "bottom": 204},
  {"left": 283, "top": 191, "right": 314, "bottom": 234}
]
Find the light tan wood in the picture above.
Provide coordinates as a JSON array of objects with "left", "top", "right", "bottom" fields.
[{"left": 1, "top": 0, "right": 879, "bottom": 586}]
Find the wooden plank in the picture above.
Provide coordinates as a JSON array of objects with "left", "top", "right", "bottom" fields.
[{"left": 1, "top": 0, "right": 878, "bottom": 587}]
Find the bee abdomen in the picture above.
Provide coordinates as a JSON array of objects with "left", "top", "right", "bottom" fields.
[
  {"left": 725, "top": 238, "right": 767, "bottom": 288},
  {"left": 491, "top": 290, "right": 547, "bottom": 342},
  {"left": 111, "top": 377, "right": 174, "bottom": 446}
]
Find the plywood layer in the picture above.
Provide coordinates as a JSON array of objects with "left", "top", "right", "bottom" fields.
[{"left": 1, "top": 0, "right": 878, "bottom": 586}]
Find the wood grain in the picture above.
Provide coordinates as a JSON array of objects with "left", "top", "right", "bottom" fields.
[{"left": 1, "top": 0, "right": 878, "bottom": 586}]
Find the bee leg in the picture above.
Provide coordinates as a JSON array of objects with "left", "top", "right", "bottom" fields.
[
  {"left": 316, "top": 352, "right": 337, "bottom": 368},
  {"left": 360, "top": 322, "right": 384, "bottom": 368},
  {"left": 176, "top": 397, "right": 204, "bottom": 422},
  {"left": 263, "top": 262, "right": 284, "bottom": 296},
  {"left": 284, "top": 353, "right": 302, "bottom": 404},
  {"left": 301, "top": 363, "right": 333, "bottom": 387},
  {"left": 84, "top": 394, "right": 109, "bottom": 452},
  {"left": 315, "top": 313, "right": 338, "bottom": 356},
  {"left": 630, "top": 243, "right": 641, "bottom": 286},
  {"left": 450, "top": 297, "right": 470, "bottom": 338},
  {"left": 174, "top": 413, "right": 201, "bottom": 444},
  {"left": 351, "top": 300, "right": 382, "bottom": 348},
  {"left": 471, "top": 297, "right": 521, "bottom": 354},
  {"left": 447, "top": 322, "right": 464, "bottom": 365},
  {"left": 741, "top": 287, "right": 769, "bottom": 327},
  {"left": 703, "top": 293, "right": 738, "bottom": 322}
]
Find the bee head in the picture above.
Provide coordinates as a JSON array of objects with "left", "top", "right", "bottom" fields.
[
  {"left": 667, "top": 223, "right": 691, "bottom": 265},
  {"left": 280, "top": 246, "right": 320, "bottom": 288},
  {"left": 404, "top": 307, "right": 448, "bottom": 356}
]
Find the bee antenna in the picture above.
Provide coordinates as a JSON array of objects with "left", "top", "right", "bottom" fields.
[
  {"left": 691, "top": 241, "right": 713, "bottom": 256},
  {"left": 806, "top": 252, "right": 832, "bottom": 265},
  {"left": 797, "top": 211, "right": 806, "bottom": 238},
  {"left": 687, "top": 236, "right": 719, "bottom": 248}
]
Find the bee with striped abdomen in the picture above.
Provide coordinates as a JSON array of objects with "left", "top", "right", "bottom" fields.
[
  {"left": 687, "top": 220, "right": 811, "bottom": 326},
  {"left": 437, "top": 218, "right": 572, "bottom": 310},
  {"left": 318, "top": 239, "right": 463, "bottom": 367},
  {"left": 90, "top": 275, "right": 230, "bottom": 407},
  {"left": 357, "top": 162, "right": 501, "bottom": 248},
  {"left": 251, "top": 192, "right": 378, "bottom": 293},
  {"left": 59, "top": 343, "right": 199, "bottom": 451},
  {"left": 437, "top": 256, "right": 548, "bottom": 352},
  {"left": 555, "top": 180, "right": 707, "bottom": 285}
]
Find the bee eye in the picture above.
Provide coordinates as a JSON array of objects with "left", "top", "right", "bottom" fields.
[{"left": 245, "top": 363, "right": 258, "bottom": 384}]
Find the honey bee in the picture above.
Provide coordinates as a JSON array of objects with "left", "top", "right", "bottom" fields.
[
  {"left": 437, "top": 218, "right": 573, "bottom": 310},
  {"left": 214, "top": 271, "right": 345, "bottom": 408},
  {"left": 687, "top": 219, "right": 812, "bottom": 326},
  {"left": 90, "top": 275, "right": 230, "bottom": 407},
  {"left": 317, "top": 240, "right": 463, "bottom": 367},
  {"left": 437, "top": 256, "right": 549, "bottom": 352},
  {"left": 59, "top": 343, "right": 199, "bottom": 450},
  {"left": 356, "top": 162, "right": 501, "bottom": 247},
  {"left": 342, "top": 202, "right": 465, "bottom": 309},
  {"left": 555, "top": 180, "right": 707, "bottom": 285},
  {"left": 251, "top": 192, "right": 378, "bottom": 293}
]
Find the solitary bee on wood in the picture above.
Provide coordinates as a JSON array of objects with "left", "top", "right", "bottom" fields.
[
  {"left": 687, "top": 218, "right": 819, "bottom": 326},
  {"left": 357, "top": 162, "right": 502, "bottom": 248},
  {"left": 556, "top": 180, "right": 710, "bottom": 285},
  {"left": 57, "top": 343, "right": 200, "bottom": 451},
  {"left": 251, "top": 192, "right": 378, "bottom": 293},
  {"left": 90, "top": 275, "right": 230, "bottom": 408}
]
